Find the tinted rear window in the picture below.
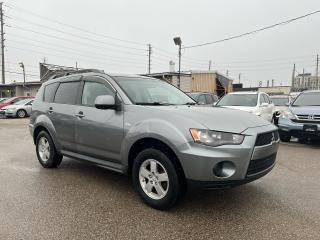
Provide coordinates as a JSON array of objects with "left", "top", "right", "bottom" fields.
[
  {"left": 44, "top": 83, "right": 59, "bottom": 103},
  {"left": 54, "top": 81, "right": 80, "bottom": 105}
]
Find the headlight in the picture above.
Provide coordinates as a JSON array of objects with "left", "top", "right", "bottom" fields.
[
  {"left": 190, "top": 128, "right": 244, "bottom": 147},
  {"left": 280, "top": 109, "right": 296, "bottom": 120},
  {"left": 7, "top": 108, "right": 15, "bottom": 112}
]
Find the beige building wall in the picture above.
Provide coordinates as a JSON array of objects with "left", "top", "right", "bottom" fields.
[
  {"left": 258, "top": 86, "right": 291, "bottom": 95},
  {"left": 191, "top": 72, "right": 217, "bottom": 93},
  {"left": 171, "top": 75, "right": 192, "bottom": 92},
  {"left": 15, "top": 85, "right": 41, "bottom": 97}
]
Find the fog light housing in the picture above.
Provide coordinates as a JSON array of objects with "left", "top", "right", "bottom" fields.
[{"left": 213, "top": 161, "right": 236, "bottom": 178}]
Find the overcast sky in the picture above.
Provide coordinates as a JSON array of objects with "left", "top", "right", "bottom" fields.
[{"left": 3, "top": 0, "right": 320, "bottom": 86}]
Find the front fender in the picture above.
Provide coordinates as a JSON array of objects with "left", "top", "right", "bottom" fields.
[
  {"left": 32, "top": 113, "right": 61, "bottom": 152},
  {"left": 121, "top": 118, "right": 190, "bottom": 167}
]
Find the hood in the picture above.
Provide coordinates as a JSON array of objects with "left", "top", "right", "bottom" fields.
[
  {"left": 274, "top": 106, "right": 288, "bottom": 112},
  {"left": 220, "top": 105, "right": 256, "bottom": 113},
  {"left": 146, "top": 105, "right": 271, "bottom": 134},
  {"left": 289, "top": 106, "right": 320, "bottom": 115},
  {"left": 0, "top": 102, "right": 10, "bottom": 109}
]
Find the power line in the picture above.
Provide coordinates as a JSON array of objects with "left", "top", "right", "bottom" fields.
[
  {"left": 7, "top": 25, "right": 148, "bottom": 57},
  {"left": 153, "top": 46, "right": 209, "bottom": 63},
  {"left": 4, "top": 3, "right": 147, "bottom": 46},
  {"left": 7, "top": 33, "right": 147, "bottom": 59},
  {"left": 183, "top": 10, "right": 320, "bottom": 49},
  {"left": 7, "top": 38, "right": 149, "bottom": 66},
  {"left": 7, "top": 45, "right": 147, "bottom": 70},
  {"left": 6, "top": 14, "right": 147, "bottom": 51}
]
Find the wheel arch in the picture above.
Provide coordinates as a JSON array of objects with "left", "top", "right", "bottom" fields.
[{"left": 127, "top": 137, "right": 186, "bottom": 181}]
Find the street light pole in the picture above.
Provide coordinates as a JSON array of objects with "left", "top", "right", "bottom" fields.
[
  {"left": 173, "top": 37, "right": 182, "bottom": 89},
  {"left": 19, "top": 62, "right": 26, "bottom": 86}
]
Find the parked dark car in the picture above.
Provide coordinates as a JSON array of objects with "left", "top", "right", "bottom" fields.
[
  {"left": 186, "top": 92, "right": 219, "bottom": 106},
  {"left": 278, "top": 90, "right": 320, "bottom": 142}
]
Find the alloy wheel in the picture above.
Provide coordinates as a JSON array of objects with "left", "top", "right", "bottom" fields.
[
  {"left": 139, "top": 159, "right": 169, "bottom": 200},
  {"left": 38, "top": 137, "right": 50, "bottom": 162}
]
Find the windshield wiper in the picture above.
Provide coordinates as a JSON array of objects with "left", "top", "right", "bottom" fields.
[
  {"left": 184, "top": 102, "right": 196, "bottom": 105},
  {"left": 135, "top": 102, "right": 173, "bottom": 106}
]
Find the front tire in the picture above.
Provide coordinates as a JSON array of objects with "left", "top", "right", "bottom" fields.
[
  {"left": 36, "top": 131, "right": 63, "bottom": 168},
  {"left": 16, "top": 109, "right": 26, "bottom": 118},
  {"left": 132, "top": 148, "right": 184, "bottom": 210},
  {"left": 280, "top": 133, "right": 291, "bottom": 142}
]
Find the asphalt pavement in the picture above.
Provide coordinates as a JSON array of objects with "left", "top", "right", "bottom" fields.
[{"left": 0, "top": 118, "right": 320, "bottom": 240}]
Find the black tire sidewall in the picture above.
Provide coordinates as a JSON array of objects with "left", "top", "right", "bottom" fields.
[
  {"left": 36, "top": 131, "right": 61, "bottom": 168},
  {"left": 280, "top": 134, "right": 291, "bottom": 142},
  {"left": 132, "top": 148, "right": 181, "bottom": 210}
]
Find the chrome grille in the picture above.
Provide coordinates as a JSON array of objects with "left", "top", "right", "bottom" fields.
[{"left": 296, "top": 114, "right": 320, "bottom": 122}]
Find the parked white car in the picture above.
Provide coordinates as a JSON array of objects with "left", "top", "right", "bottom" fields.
[
  {"left": 1, "top": 98, "right": 34, "bottom": 118},
  {"left": 216, "top": 92, "right": 274, "bottom": 122}
]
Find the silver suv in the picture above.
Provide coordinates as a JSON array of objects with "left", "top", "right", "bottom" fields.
[{"left": 30, "top": 71, "right": 279, "bottom": 210}]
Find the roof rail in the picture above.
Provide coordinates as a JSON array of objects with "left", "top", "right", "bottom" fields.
[{"left": 49, "top": 69, "right": 105, "bottom": 80}]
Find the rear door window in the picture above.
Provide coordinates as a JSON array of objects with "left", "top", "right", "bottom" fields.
[
  {"left": 44, "top": 82, "right": 59, "bottom": 102},
  {"left": 197, "top": 94, "right": 206, "bottom": 104},
  {"left": 262, "top": 94, "right": 269, "bottom": 104},
  {"left": 54, "top": 81, "right": 80, "bottom": 105},
  {"left": 205, "top": 94, "right": 214, "bottom": 104}
]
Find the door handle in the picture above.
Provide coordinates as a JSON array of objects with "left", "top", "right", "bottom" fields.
[
  {"left": 47, "top": 107, "right": 54, "bottom": 114},
  {"left": 75, "top": 111, "right": 85, "bottom": 118}
]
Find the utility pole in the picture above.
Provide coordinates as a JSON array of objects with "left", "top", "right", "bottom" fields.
[
  {"left": 226, "top": 70, "right": 229, "bottom": 76},
  {"left": 76, "top": 61, "right": 78, "bottom": 70},
  {"left": 291, "top": 63, "right": 296, "bottom": 90},
  {"left": 238, "top": 73, "right": 241, "bottom": 83},
  {"left": 208, "top": 60, "right": 212, "bottom": 71},
  {"left": 316, "top": 54, "right": 319, "bottom": 90},
  {"left": 0, "top": 2, "right": 5, "bottom": 84},
  {"left": 178, "top": 43, "right": 181, "bottom": 88},
  {"left": 148, "top": 44, "right": 151, "bottom": 74},
  {"left": 302, "top": 68, "right": 305, "bottom": 90},
  {"left": 173, "top": 37, "right": 182, "bottom": 88}
]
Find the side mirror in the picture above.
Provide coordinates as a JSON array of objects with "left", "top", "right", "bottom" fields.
[
  {"left": 95, "top": 95, "right": 117, "bottom": 110},
  {"left": 261, "top": 102, "right": 268, "bottom": 107},
  {"left": 285, "top": 102, "right": 290, "bottom": 106},
  {"left": 213, "top": 102, "right": 217, "bottom": 106}
]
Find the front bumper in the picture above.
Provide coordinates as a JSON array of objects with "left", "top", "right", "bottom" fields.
[
  {"left": 177, "top": 124, "right": 279, "bottom": 185},
  {"left": 278, "top": 117, "right": 320, "bottom": 139},
  {"left": 0, "top": 109, "right": 17, "bottom": 117}
]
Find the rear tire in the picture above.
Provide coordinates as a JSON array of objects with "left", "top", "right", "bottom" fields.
[
  {"left": 132, "top": 148, "right": 184, "bottom": 210},
  {"left": 16, "top": 109, "right": 26, "bottom": 118},
  {"left": 36, "top": 131, "right": 63, "bottom": 168},
  {"left": 280, "top": 133, "right": 291, "bottom": 142}
]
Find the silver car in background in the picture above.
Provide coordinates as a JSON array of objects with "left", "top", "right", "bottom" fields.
[
  {"left": 29, "top": 71, "right": 279, "bottom": 210},
  {"left": 2, "top": 99, "right": 34, "bottom": 118}
]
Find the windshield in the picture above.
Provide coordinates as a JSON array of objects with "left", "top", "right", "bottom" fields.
[
  {"left": 217, "top": 94, "right": 258, "bottom": 107},
  {"left": 271, "top": 97, "right": 289, "bottom": 106},
  {"left": 114, "top": 77, "right": 195, "bottom": 105},
  {"left": 13, "top": 99, "right": 32, "bottom": 105},
  {"left": 292, "top": 92, "right": 320, "bottom": 106},
  {"left": 187, "top": 93, "right": 199, "bottom": 100}
]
